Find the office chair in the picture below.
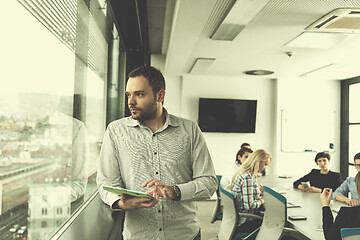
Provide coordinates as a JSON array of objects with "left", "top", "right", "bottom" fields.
[
  {"left": 217, "top": 184, "right": 262, "bottom": 240},
  {"left": 211, "top": 175, "right": 223, "bottom": 223},
  {"left": 255, "top": 186, "right": 287, "bottom": 239},
  {"left": 341, "top": 228, "right": 360, "bottom": 240}
]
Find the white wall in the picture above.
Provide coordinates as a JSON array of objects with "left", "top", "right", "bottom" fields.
[
  {"left": 152, "top": 54, "right": 182, "bottom": 116},
  {"left": 152, "top": 54, "right": 341, "bottom": 179},
  {"left": 274, "top": 77, "right": 341, "bottom": 177},
  {"left": 180, "top": 75, "right": 276, "bottom": 176}
]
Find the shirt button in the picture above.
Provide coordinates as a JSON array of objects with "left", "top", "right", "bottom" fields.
[
  {"left": 158, "top": 209, "right": 161, "bottom": 213},
  {"left": 155, "top": 171, "right": 159, "bottom": 175},
  {"left": 153, "top": 134, "right": 156, "bottom": 137},
  {"left": 159, "top": 228, "right": 162, "bottom": 231},
  {"left": 154, "top": 152, "right": 157, "bottom": 155}
]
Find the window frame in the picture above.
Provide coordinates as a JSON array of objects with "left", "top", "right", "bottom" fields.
[{"left": 340, "top": 76, "right": 360, "bottom": 178}]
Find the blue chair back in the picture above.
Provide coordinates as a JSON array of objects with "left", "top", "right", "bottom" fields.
[
  {"left": 217, "top": 184, "right": 238, "bottom": 240},
  {"left": 217, "top": 183, "right": 260, "bottom": 240},
  {"left": 211, "top": 175, "right": 224, "bottom": 223},
  {"left": 341, "top": 228, "right": 360, "bottom": 240}
]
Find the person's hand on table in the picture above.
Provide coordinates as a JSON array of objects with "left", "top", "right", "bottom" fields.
[
  {"left": 346, "top": 198, "right": 359, "bottom": 206},
  {"left": 304, "top": 186, "right": 322, "bottom": 193},
  {"left": 298, "top": 184, "right": 307, "bottom": 191}
]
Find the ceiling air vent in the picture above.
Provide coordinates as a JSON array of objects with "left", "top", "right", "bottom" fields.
[{"left": 306, "top": 8, "right": 360, "bottom": 33}]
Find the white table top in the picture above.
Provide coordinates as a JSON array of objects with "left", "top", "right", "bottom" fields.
[{"left": 258, "top": 175, "right": 346, "bottom": 240}]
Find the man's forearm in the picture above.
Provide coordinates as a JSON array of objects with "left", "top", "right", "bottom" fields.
[{"left": 335, "top": 194, "right": 349, "bottom": 203}]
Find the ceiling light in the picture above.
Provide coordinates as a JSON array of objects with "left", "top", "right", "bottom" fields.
[
  {"left": 211, "top": 0, "right": 270, "bottom": 41},
  {"left": 244, "top": 70, "right": 274, "bottom": 75},
  {"left": 300, "top": 64, "right": 338, "bottom": 77},
  {"left": 284, "top": 32, "right": 354, "bottom": 49},
  {"left": 189, "top": 58, "right": 215, "bottom": 74}
]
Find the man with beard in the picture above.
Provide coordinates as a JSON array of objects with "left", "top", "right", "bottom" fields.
[{"left": 96, "top": 66, "right": 217, "bottom": 240}]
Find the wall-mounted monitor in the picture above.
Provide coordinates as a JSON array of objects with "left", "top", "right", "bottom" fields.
[{"left": 198, "top": 98, "right": 257, "bottom": 133}]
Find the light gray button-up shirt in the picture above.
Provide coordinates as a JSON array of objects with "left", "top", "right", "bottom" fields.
[
  {"left": 332, "top": 177, "right": 358, "bottom": 200},
  {"left": 96, "top": 109, "right": 217, "bottom": 240}
]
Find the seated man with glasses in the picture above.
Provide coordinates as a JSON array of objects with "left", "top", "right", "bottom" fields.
[{"left": 332, "top": 152, "right": 360, "bottom": 206}]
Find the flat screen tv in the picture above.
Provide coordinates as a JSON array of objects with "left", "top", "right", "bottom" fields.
[{"left": 198, "top": 98, "right": 257, "bottom": 133}]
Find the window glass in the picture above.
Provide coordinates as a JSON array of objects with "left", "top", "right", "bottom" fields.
[
  {"left": 0, "top": 0, "right": 107, "bottom": 239},
  {"left": 348, "top": 125, "right": 360, "bottom": 176},
  {"left": 349, "top": 83, "right": 360, "bottom": 123}
]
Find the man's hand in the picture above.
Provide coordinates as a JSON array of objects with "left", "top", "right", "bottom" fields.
[
  {"left": 346, "top": 198, "right": 359, "bottom": 206},
  {"left": 320, "top": 188, "right": 332, "bottom": 206},
  {"left": 117, "top": 193, "right": 159, "bottom": 211},
  {"left": 142, "top": 178, "right": 176, "bottom": 200}
]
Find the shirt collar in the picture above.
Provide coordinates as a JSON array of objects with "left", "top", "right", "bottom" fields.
[{"left": 125, "top": 108, "right": 180, "bottom": 128}]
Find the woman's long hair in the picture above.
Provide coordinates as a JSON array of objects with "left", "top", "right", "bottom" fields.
[{"left": 231, "top": 149, "right": 271, "bottom": 185}]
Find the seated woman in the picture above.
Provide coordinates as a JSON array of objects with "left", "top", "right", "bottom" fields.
[
  {"left": 236, "top": 146, "right": 265, "bottom": 176},
  {"left": 220, "top": 147, "right": 254, "bottom": 188},
  {"left": 235, "top": 147, "right": 253, "bottom": 167},
  {"left": 321, "top": 171, "right": 360, "bottom": 240},
  {"left": 231, "top": 149, "right": 272, "bottom": 233},
  {"left": 293, "top": 152, "right": 341, "bottom": 193}
]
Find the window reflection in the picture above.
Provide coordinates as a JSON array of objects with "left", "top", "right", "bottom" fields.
[{"left": 0, "top": 0, "right": 107, "bottom": 239}]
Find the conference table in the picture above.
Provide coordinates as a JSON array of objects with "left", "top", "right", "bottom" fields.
[{"left": 258, "top": 175, "right": 346, "bottom": 240}]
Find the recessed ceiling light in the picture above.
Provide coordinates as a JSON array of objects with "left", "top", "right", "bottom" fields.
[{"left": 244, "top": 70, "right": 274, "bottom": 75}]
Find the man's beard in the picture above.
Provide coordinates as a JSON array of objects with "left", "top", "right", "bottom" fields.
[{"left": 129, "top": 100, "right": 158, "bottom": 121}]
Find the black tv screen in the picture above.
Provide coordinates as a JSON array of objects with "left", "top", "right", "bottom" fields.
[{"left": 198, "top": 98, "right": 257, "bottom": 133}]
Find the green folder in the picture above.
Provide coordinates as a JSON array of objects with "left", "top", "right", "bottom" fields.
[{"left": 103, "top": 185, "right": 153, "bottom": 199}]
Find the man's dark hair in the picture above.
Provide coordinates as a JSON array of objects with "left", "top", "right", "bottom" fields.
[
  {"left": 241, "top": 142, "right": 250, "bottom": 148},
  {"left": 314, "top": 152, "right": 331, "bottom": 163},
  {"left": 354, "top": 153, "right": 360, "bottom": 162},
  {"left": 128, "top": 66, "right": 166, "bottom": 96},
  {"left": 235, "top": 147, "right": 253, "bottom": 164}
]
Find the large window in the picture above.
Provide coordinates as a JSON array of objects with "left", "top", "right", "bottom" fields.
[
  {"left": 0, "top": 0, "right": 109, "bottom": 239},
  {"left": 348, "top": 83, "right": 360, "bottom": 176},
  {"left": 341, "top": 78, "right": 360, "bottom": 179}
]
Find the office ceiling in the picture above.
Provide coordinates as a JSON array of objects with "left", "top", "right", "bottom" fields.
[{"left": 146, "top": 0, "right": 360, "bottom": 80}]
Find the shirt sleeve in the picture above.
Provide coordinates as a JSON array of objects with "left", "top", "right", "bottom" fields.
[
  {"left": 331, "top": 172, "right": 342, "bottom": 191},
  {"left": 178, "top": 124, "right": 217, "bottom": 201},
  {"left": 96, "top": 124, "right": 124, "bottom": 209},
  {"left": 293, "top": 170, "right": 313, "bottom": 189},
  {"left": 322, "top": 206, "right": 343, "bottom": 240},
  {"left": 332, "top": 177, "right": 350, "bottom": 200}
]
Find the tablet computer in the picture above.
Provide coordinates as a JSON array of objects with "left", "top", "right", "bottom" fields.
[{"left": 103, "top": 185, "right": 153, "bottom": 199}]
